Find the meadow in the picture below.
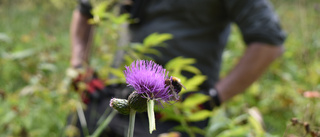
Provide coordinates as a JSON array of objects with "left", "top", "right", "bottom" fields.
[{"left": 0, "top": 0, "right": 319, "bottom": 136}]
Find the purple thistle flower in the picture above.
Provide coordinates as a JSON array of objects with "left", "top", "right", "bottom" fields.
[{"left": 124, "top": 60, "right": 172, "bottom": 102}]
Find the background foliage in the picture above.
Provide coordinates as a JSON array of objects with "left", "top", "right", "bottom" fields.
[{"left": 0, "top": 0, "right": 319, "bottom": 136}]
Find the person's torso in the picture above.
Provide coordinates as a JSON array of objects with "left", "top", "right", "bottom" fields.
[{"left": 130, "top": 0, "right": 231, "bottom": 91}]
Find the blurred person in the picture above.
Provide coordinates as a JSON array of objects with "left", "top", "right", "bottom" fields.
[{"left": 69, "top": 0, "right": 286, "bottom": 136}]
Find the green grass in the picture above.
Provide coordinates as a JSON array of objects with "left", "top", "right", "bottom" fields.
[
  {"left": 0, "top": 1, "right": 75, "bottom": 92},
  {"left": 0, "top": 1, "right": 78, "bottom": 136}
]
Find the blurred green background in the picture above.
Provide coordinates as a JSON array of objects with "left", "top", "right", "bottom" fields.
[{"left": 0, "top": 0, "right": 319, "bottom": 136}]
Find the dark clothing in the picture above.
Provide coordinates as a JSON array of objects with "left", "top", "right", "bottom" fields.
[
  {"left": 76, "top": 0, "right": 286, "bottom": 136},
  {"left": 78, "top": 0, "right": 93, "bottom": 18}
]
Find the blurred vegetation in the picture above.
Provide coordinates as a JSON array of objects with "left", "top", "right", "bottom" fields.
[{"left": 0, "top": 0, "right": 320, "bottom": 136}]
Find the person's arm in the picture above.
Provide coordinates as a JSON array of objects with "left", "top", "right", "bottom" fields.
[
  {"left": 216, "top": 43, "right": 284, "bottom": 102},
  {"left": 214, "top": 0, "right": 286, "bottom": 104},
  {"left": 70, "top": 9, "right": 108, "bottom": 104},
  {"left": 70, "top": 10, "right": 94, "bottom": 67}
]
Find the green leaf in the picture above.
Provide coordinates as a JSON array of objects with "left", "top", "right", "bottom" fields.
[
  {"left": 206, "top": 108, "right": 231, "bottom": 136},
  {"left": 140, "top": 49, "right": 162, "bottom": 56},
  {"left": 104, "top": 13, "right": 130, "bottom": 24},
  {"left": 160, "top": 113, "right": 184, "bottom": 122},
  {"left": 113, "top": 14, "right": 130, "bottom": 24},
  {"left": 165, "top": 57, "right": 196, "bottom": 71},
  {"left": 143, "top": 33, "right": 173, "bottom": 47},
  {"left": 91, "top": 1, "right": 109, "bottom": 17},
  {"left": 109, "top": 68, "right": 125, "bottom": 78},
  {"left": 217, "top": 126, "right": 249, "bottom": 137},
  {"left": 0, "top": 33, "right": 11, "bottom": 43},
  {"left": 186, "top": 110, "right": 212, "bottom": 122},
  {"left": 2, "top": 49, "right": 36, "bottom": 60},
  {"left": 124, "top": 54, "right": 135, "bottom": 66},
  {"left": 0, "top": 111, "right": 16, "bottom": 125},
  {"left": 190, "top": 126, "right": 206, "bottom": 135},
  {"left": 182, "top": 93, "right": 210, "bottom": 109},
  {"left": 156, "top": 105, "right": 184, "bottom": 122},
  {"left": 171, "top": 125, "right": 187, "bottom": 132},
  {"left": 38, "top": 63, "right": 57, "bottom": 72},
  {"left": 248, "top": 116, "right": 265, "bottom": 136},
  {"left": 206, "top": 123, "right": 229, "bottom": 137},
  {"left": 181, "top": 65, "right": 201, "bottom": 74},
  {"left": 132, "top": 44, "right": 144, "bottom": 52},
  {"left": 181, "top": 75, "right": 207, "bottom": 94}
]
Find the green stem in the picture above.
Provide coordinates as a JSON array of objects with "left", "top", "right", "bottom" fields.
[
  {"left": 147, "top": 99, "right": 156, "bottom": 134},
  {"left": 76, "top": 102, "right": 89, "bottom": 137},
  {"left": 173, "top": 107, "right": 195, "bottom": 137},
  {"left": 127, "top": 109, "right": 136, "bottom": 137},
  {"left": 91, "top": 110, "right": 117, "bottom": 137},
  {"left": 97, "top": 107, "right": 111, "bottom": 125}
]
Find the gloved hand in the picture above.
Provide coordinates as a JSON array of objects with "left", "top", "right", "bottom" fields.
[{"left": 72, "top": 67, "right": 107, "bottom": 104}]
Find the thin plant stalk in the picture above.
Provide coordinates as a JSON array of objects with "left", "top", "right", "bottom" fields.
[
  {"left": 147, "top": 99, "right": 156, "bottom": 134},
  {"left": 173, "top": 106, "right": 195, "bottom": 137},
  {"left": 127, "top": 109, "right": 136, "bottom": 137},
  {"left": 91, "top": 110, "right": 117, "bottom": 137},
  {"left": 97, "top": 107, "right": 111, "bottom": 125},
  {"left": 76, "top": 102, "right": 89, "bottom": 137}
]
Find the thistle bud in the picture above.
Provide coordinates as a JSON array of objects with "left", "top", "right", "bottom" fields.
[
  {"left": 128, "top": 91, "right": 148, "bottom": 112},
  {"left": 110, "top": 98, "right": 130, "bottom": 115}
]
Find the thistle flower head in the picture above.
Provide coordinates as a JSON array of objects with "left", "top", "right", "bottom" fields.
[{"left": 124, "top": 60, "right": 171, "bottom": 102}]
